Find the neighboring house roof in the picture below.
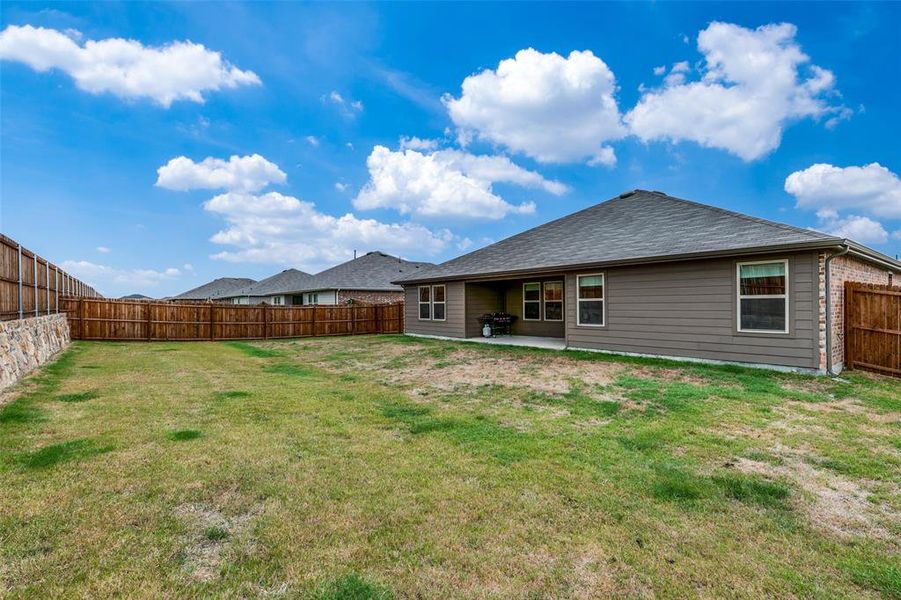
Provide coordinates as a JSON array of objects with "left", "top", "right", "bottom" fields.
[
  {"left": 221, "top": 268, "right": 314, "bottom": 298},
  {"left": 397, "top": 190, "right": 900, "bottom": 284},
  {"left": 171, "top": 277, "right": 257, "bottom": 301},
  {"left": 298, "top": 251, "right": 433, "bottom": 293},
  {"left": 119, "top": 294, "right": 152, "bottom": 300}
]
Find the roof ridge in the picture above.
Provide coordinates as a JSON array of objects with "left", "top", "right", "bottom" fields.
[{"left": 651, "top": 191, "right": 837, "bottom": 241}]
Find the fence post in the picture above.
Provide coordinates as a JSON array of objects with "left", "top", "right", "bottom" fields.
[
  {"left": 55, "top": 268, "right": 59, "bottom": 313},
  {"left": 311, "top": 305, "right": 317, "bottom": 337},
  {"left": 209, "top": 303, "right": 215, "bottom": 341},
  {"left": 17, "top": 244, "right": 23, "bottom": 319},
  {"left": 351, "top": 304, "right": 356, "bottom": 335},
  {"left": 46, "top": 261, "right": 50, "bottom": 315},
  {"left": 78, "top": 297, "right": 84, "bottom": 340},
  {"left": 146, "top": 302, "right": 152, "bottom": 341},
  {"left": 263, "top": 304, "right": 269, "bottom": 340},
  {"left": 33, "top": 255, "right": 39, "bottom": 317}
]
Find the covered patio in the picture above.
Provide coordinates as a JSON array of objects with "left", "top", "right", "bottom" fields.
[{"left": 462, "top": 334, "right": 567, "bottom": 350}]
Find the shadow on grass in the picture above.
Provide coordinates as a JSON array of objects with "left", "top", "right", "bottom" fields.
[
  {"left": 312, "top": 572, "right": 393, "bottom": 600},
  {"left": 167, "top": 429, "right": 202, "bottom": 441},
  {"left": 223, "top": 341, "right": 282, "bottom": 358},
  {"left": 19, "top": 438, "right": 114, "bottom": 469},
  {"left": 57, "top": 390, "right": 99, "bottom": 403},
  {"left": 214, "top": 390, "right": 251, "bottom": 400}
]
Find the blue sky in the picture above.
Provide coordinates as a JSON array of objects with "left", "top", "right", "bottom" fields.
[{"left": 1, "top": 2, "right": 899, "bottom": 297}]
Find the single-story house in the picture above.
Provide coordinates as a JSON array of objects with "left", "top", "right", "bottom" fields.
[
  {"left": 169, "top": 277, "right": 257, "bottom": 302},
  {"left": 396, "top": 190, "right": 900, "bottom": 374},
  {"left": 218, "top": 251, "right": 433, "bottom": 306},
  {"left": 292, "top": 251, "right": 433, "bottom": 305},
  {"left": 221, "top": 269, "right": 314, "bottom": 305}
]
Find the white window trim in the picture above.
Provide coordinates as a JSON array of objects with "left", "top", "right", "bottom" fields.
[
  {"left": 431, "top": 284, "right": 446, "bottom": 322},
  {"left": 576, "top": 273, "right": 606, "bottom": 327},
  {"left": 736, "top": 259, "right": 789, "bottom": 334},
  {"left": 523, "top": 282, "right": 542, "bottom": 321},
  {"left": 543, "top": 280, "right": 564, "bottom": 322},
  {"left": 418, "top": 285, "right": 432, "bottom": 321}
]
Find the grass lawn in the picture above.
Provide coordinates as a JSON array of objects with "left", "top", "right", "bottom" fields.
[{"left": 1, "top": 335, "right": 899, "bottom": 598}]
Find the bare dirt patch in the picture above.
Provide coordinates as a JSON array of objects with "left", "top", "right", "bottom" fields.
[
  {"left": 315, "top": 345, "right": 624, "bottom": 398},
  {"left": 735, "top": 449, "right": 897, "bottom": 544},
  {"left": 174, "top": 503, "right": 259, "bottom": 582}
]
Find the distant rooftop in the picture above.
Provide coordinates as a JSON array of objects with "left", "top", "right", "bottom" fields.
[
  {"left": 297, "top": 251, "right": 433, "bottom": 293},
  {"left": 221, "top": 268, "right": 314, "bottom": 298},
  {"left": 170, "top": 277, "right": 257, "bottom": 301}
]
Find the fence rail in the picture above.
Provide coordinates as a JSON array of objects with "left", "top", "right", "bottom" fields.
[
  {"left": 1, "top": 234, "right": 101, "bottom": 321},
  {"left": 60, "top": 297, "right": 404, "bottom": 341},
  {"left": 845, "top": 282, "right": 900, "bottom": 378}
]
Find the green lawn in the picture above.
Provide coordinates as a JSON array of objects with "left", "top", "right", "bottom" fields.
[{"left": 1, "top": 336, "right": 899, "bottom": 598}]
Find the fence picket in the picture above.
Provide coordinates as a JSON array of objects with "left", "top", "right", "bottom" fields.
[{"left": 844, "top": 282, "right": 900, "bottom": 378}]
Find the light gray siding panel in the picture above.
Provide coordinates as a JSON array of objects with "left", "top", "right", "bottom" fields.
[
  {"left": 404, "top": 282, "right": 465, "bottom": 338},
  {"left": 565, "top": 252, "right": 819, "bottom": 369}
]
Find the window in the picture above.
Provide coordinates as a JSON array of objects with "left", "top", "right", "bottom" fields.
[
  {"left": 418, "top": 286, "right": 431, "bottom": 320},
  {"left": 271, "top": 296, "right": 283, "bottom": 305},
  {"left": 577, "top": 274, "right": 605, "bottom": 326},
  {"left": 305, "top": 292, "right": 318, "bottom": 305},
  {"left": 432, "top": 285, "right": 446, "bottom": 321},
  {"left": 543, "top": 281, "right": 563, "bottom": 321},
  {"left": 737, "top": 260, "right": 788, "bottom": 333},
  {"left": 523, "top": 282, "right": 541, "bottom": 320}
]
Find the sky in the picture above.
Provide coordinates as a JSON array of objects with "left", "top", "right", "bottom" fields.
[{"left": 1, "top": 2, "right": 899, "bottom": 298}]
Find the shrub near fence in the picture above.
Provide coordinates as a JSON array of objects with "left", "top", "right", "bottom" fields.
[
  {"left": 844, "top": 282, "right": 900, "bottom": 378},
  {"left": 1, "top": 234, "right": 100, "bottom": 321},
  {"left": 60, "top": 297, "right": 404, "bottom": 341}
]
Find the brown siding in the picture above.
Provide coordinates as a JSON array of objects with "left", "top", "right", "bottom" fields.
[
  {"left": 404, "top": 281, "right": 466, "bottom": 338},
  {"left": 503, "top": 278, "right": 565, "bottom": 338},
  {"left": 565, "top": 252, "right": 820, "bottom": 369},
  {"left": 465, "top": 282, "right": 502, "bottom": 337}
]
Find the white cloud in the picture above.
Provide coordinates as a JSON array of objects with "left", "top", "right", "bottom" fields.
[
  {"left": 61, "top": 260, "right": 181, "bottom": 289},
  {"left": 96, "top": 246, "right": 110, "bottom": 253},
  {"left": 305, "top": 135, "right": 321, "bottom": 147},
  {"left": 324, "top": 90, "right": 363, "bottom": 115},
  {"left": 354, "top": 145, "right": 567, "bottom": 220},
  {"left": 785, "top": 163, "right": 901, "bottom": 219},
  {"left": 156, "top": 154, "right": 286, "bottom": 193},
  {"left": 653, "top": 65, "right": 666, "bottom": 76},
  {"left": 203, "top": 191, "right": 454, "bottom": 268},
  {"left": 0, "top": 25, "right": 259, "bottom": 107},
  {"left": 334, "top": 182, "right": 349, "bottom": 192},
  {"left": 814, "top": 213, "right": 888, "bottom": 244},
  {"left": 399, "top": 136, "right": 439, "bottom": 151},
  {"left": 183, "top": 263, "right": 194, "bottom": 271},
  {"left": 626, "top": 22, "right": 847, "bottom": 161},
  {"left": 444, "top": 48, "right": 625, "bottom": 165}
]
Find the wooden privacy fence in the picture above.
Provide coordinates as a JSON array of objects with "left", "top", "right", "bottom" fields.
[
  {"left": 845, "top": 282, "right": 900, "bottom": 378},
  {"left": 1, "top": 233, "right": 100, "bottom": 321},
  {"left": 61, "top": 297, "right": 404, "bottom": 341}
]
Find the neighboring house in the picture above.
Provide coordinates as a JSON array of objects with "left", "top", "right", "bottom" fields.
[
  {"left": 220, "top": 269, "right": 314, "bottom": 305},
  {"left": 292, "top": 251, "right": 433, "bottom": 305},
  {"left": 119, "top": 294, "right": 152, "bottom": 300},
  {"left": 397, "top": 190, "right": 900, "bottom": 374},
  {"left": 169, "top": 277, "right": 257, "bottom": 302}
]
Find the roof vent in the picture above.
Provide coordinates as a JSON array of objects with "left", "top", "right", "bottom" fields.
[{"left": 618, "top": 190, "right": 637, "bottom": 199}]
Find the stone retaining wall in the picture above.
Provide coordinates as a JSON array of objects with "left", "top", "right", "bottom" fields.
[{"left": 0, "top": 314, "right": 70, "bottom": 392}]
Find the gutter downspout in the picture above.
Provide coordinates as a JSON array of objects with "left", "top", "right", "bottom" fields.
[{"left": 825, "top": 243, "right": 850, "bottom": 376}]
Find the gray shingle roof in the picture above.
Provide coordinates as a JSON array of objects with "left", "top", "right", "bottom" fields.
[
  {"left": 398, "top": 190, "right": 844, "bottom": 283},
  {"left": 171, "top": 277, "right": 257, "bottom": 300},
  {"left": 222, "top": 268, "right": 314, "bottom": 298},
  {"left": 298, "top": 251, "right": 433, "bottom": 292}
]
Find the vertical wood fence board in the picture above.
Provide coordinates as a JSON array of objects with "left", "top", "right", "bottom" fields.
[{"left": 844, "top": 282, "right": 900, "bottom": 378}]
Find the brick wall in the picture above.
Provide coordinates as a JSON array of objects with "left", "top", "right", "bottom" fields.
[
  {"left": 337, "top": 290, "right": 405, "bottom": 305},
  {"left": 828, "top": 254, "right": 894, "bottom": 370}
]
